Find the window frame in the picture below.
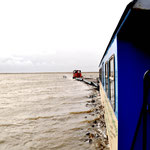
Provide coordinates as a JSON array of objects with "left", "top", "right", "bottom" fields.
[
  {"left": 99, "top": 68, "right": 102, "bottom": 82},
  {"left": 109, "top": 55, "right": 115, "bottom": 111},
  {"left": 105, "top": 61, "right": 108, "bottom": 78},
  {"left": 109, "top": 55, "right": 115, "bottom": 79}
]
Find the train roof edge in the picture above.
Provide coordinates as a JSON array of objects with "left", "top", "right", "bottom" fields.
[{"left": 99, "top": 1, "right": 136, "bottom": 67}]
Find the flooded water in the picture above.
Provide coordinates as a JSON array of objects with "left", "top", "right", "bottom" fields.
[{"left": 0, "top": 73, "right": 108, "bottom": 150}]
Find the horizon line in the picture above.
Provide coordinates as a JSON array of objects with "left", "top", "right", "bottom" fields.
[{"left": 0, "top": 71, "right": 98, "bottom": 74}]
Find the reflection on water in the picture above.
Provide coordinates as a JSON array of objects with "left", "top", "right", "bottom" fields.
[{"left": 0, "top": 73, "right": 102, "bottom": 150}]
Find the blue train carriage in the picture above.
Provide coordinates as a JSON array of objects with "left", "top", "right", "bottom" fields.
[{"left": 99, "top": 0, "right": 150, "bottom": 150}]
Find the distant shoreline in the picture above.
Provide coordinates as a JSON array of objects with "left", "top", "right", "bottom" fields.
[{"left": 0, "top": 72, "right": 98, "bottom": 74}]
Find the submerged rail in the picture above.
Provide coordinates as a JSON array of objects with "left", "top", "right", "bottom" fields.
[{"left": 75, "top": 78, "right": 99, "bottom": 91}]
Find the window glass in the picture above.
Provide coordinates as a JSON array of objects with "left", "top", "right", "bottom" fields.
[
  {"left": 105, "top": 62, "right": 109, "bottom": 96},
  {"left": 105, "top": 63, "right": 108, "bottom": 77},
  {"left": 109, "top": 56, "right": 115, "bottom": 111},
  {"left": 102, "top": 63, "right": 104, "bottom": 86},
  {"left": 110, "top": 58, "right": 114, "bottom": 78},
  {"left": 99, "top": 68, "right": 102, "bottom": 82}
]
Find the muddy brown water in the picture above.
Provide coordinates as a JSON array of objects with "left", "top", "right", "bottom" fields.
[{"left": 0, "top": 73, "right": 108, "bottom": 150}]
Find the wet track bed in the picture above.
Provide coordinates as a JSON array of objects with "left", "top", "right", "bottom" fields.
[{"left": 82, "top": 89, "right": 109, "bottom": 150}]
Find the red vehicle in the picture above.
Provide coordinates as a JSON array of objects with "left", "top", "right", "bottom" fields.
[{"left": 73, "top": 70, "right": 82, "bottom": 79}]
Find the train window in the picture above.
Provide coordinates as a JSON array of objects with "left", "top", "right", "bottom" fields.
[
  {"left": 102, "top": 63, "right": 104, "bottom": 86},
  {"left": 105, "top": 63, "right": 108, "bottom": 77},
  {"left": 105, "top": 62, "right": 109, "bottom": 96},
  {"left": 99, "top": 68, "right": 102, "bottom": 82},
  {"left": 109, "top": 56, "right": 115, "bottom": 111},
  {"left": 109, "top": 57, "right": 114, "bottom": 78}
]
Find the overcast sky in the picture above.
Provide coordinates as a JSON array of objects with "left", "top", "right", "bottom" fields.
[{"left": 0, "top": 0, "right": 131, "bottom": 73}]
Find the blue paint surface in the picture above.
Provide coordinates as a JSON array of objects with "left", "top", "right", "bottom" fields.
[
  {"left": 99, "top": 5, "right": 150, "bottom": 150},
  {"left": 117, "top": 8, "right": 150, "bottom": 149},
  {"left": 117, "top": 41, "right": 150, "bottom": 150}
]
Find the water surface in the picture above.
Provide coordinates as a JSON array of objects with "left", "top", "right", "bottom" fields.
[{"left": 0, "top": 73, "right": 99, "bottom": 150}]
